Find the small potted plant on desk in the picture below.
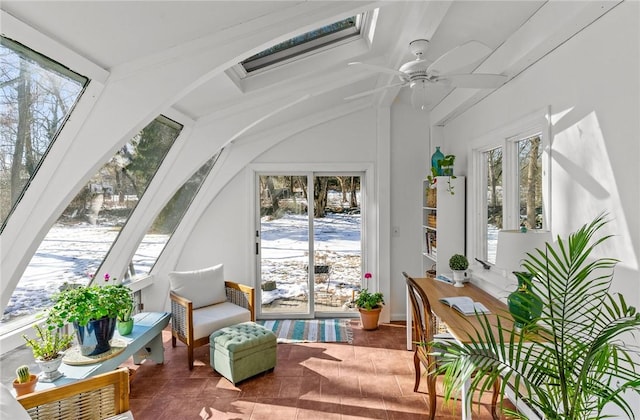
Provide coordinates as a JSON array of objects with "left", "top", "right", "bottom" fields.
[
  {"left": 355, "top": 282, "right": 385, "bottom": 331},
  {"left": 449, "top": 254, "right": 469, "bottom": 287},
  {"left": 23, "top": 323, "right": 73, "bottom": 382},
  {"left": 12, "top": 365, "right": 37, "bottom": 396}
]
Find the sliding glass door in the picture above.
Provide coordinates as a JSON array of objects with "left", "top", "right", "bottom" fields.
[{"left": 257, "top": 173, "right": 362, "bottom": 318}]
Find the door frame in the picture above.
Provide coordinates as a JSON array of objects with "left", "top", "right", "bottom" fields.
[{"left": 251, "top": 163, "right": 374, "bottom": 320}]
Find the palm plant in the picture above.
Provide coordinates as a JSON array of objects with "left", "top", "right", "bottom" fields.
[{"left": 432, "top": 214, "right": 640, "bottom": 419}]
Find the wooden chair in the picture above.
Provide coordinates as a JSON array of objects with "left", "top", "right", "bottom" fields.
[
  {"left": 403, "top": 272, "right": 499, "bottom": 420},
  {"left": 170, "top": 268, "right": 255, "bottom": 370},
  {"left": 16, "top": 367, "right": 130, "bottom": 419}
]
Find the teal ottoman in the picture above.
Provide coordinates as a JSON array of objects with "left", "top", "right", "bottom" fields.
[{"left": 209, "top": 321, "right": 277, "bottom": 384}]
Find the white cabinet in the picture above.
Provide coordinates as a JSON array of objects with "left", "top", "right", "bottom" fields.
[{"left": 421, "top": 176, "right": 465, "bottom": 277}]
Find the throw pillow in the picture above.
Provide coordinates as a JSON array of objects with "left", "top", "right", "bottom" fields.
[
  {"left": 169, "top": 264, "right": 226, "bottom": 309},
  {"left": 0, "top": 384, "right": 31, "bottom": 420}
]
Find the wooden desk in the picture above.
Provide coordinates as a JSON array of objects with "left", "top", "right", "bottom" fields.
[
  {"left": 409, "top": 277, "right": 513, "bottom": 344},
  {"left": 34, "top": 312, "right": 171, "bottom": 391},
  {"left": 406, "top": 278, "right": 513, "bottom": 420}
]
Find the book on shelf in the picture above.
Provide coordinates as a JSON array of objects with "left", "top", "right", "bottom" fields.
[{"left": 439, "top": 296, "right": 490, "bottom": 316}]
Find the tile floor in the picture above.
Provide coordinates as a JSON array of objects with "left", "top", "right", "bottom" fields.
[{"left": 126, "top": 321, "right": 514, "bottom": 419}]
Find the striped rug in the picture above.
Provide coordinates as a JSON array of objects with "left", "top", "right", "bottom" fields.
[{"left": 257, "top": 319, "right": 353, "bottom": 344}]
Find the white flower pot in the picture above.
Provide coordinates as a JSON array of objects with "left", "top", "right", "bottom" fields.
[
  {"left": 37, "top": 354, "right": 64, "bottom": 382},
  {"left": 452, "top": 270, "right": 466, "bottom": 287}
]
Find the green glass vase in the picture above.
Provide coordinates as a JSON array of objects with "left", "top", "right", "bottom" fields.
[{"left": 507, "top": 271, "right": 543, "bottom": 328}]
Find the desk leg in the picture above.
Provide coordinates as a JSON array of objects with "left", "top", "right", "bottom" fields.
[
  {"left": 132, "top": 333, "right": 165, "bottom": 365},
  {"left": 461, "top": 378, "right": 472, "bottom": 420}
]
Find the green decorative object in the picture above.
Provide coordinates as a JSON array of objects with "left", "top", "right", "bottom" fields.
[
  {"left": 507, "top": 271, "right": 543, "bottom": 328},
  {"left": 117, "top": 319, "right": 134, "bottom": 336},
  {"left": 431, "top": 146, "right": 444, "bottom": 175}
]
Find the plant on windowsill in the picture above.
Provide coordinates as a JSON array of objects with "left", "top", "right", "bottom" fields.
[
  {"left": 432, "top": 214, "right": 640, "bottom": 419},
  {"left": 47, "top": 277, "right": 134, "bottom": 357},
  {"left": 355, "top": 273, "right": 385, "bottom": 330}
]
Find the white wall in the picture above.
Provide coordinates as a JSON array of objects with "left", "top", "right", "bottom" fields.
[
  {"left": 389, "top": 102, "right": 430, "bottom": 320},
  {"left": 169, "top": 107, "right": 404, "bottom": 322},
  {"left": 441, "top": 2, "right": 639, "bottom": 416}
]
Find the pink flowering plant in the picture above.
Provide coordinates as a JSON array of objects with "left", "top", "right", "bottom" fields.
[{"left": 355, "top": 272, "right": 384, "bottom": 310}]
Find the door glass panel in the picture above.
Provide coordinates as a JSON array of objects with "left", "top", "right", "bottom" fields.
[
  {"left": 259, "top": 175, "right": 309, "bottom": 315},
  {"left": 313, "top": 176, "right": 361, "bottom": 313},
  {"left": 485, "top": 147, "right": 502, "bottom": 264}
]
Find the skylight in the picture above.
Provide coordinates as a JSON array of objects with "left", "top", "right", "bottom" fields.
[{"left": 241, "top": 16, "right": 361, "bottom": 73}]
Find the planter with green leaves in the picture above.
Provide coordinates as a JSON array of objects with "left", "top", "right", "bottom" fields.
[
  {"left": 23, "top": 323, "right": 73, "bottom": 382},
  {"left": 117, "top": 302, "right": 135, "bottom": 336},
  {"left": 355, "top": 289, "right": 385, "bottom": 330},
  {"left": 433, "top": 214, "right": 640, "bottom": 419},
  {"left": 448, "top": 254, "right": 469, "bottom": 286},
  {"left": 47, "top": 284, "right": 134, "bottom": 356}
]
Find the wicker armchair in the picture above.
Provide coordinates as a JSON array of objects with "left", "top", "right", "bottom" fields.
[
  {"left": 170, "top": 280, "right": 255, "bottom": 369},
  {"left": 16, "top": 368, "right": 130, "bottom": 420}
]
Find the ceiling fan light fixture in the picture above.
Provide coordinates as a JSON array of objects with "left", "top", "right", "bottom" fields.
[{"left": 410, "top": 79, "right": 429, "bottom": 111}]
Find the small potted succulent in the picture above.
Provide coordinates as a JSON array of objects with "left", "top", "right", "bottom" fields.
[
  {"left": 449, "top": 254, "right": 469, "bottom": 287},
  {"left": 23, "top": 323, "right": 73, "bottom": 382},
  {"left": 12, "top": 365, "right": 38, "bottom": 396},
  {"left": 117, "top": 302, "right": 135, "bottom": 336},
  {"left": 355, "top": 273, "right": 385, "bottom": 330}
]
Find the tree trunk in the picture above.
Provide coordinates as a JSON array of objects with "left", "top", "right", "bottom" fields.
[
  {"left": 525, "top": 137, "right": 540, "bottom": 229},
  {"left": 11, "top": 61, "right": 32, "bottom": 204},
  {"left": 349, "top": 176, "right": 358, "bottom": 208},
  {"left": 314, "top": 177, "right": 328, "bottom": 218}
]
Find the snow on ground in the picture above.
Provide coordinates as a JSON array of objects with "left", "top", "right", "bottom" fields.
[{"left": 2, "top": 193, "right": 362, "bottom": 324}]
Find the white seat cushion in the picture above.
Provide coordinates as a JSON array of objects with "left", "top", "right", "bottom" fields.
[
  {"left": 169, "top": 264, "right": 226, "bottom": 309},
  {"left": 0, "top": 384, "right": 31, "bottom": 420},
  {"left": 192, "top": 302, "right": 251, "bottom": 340}
]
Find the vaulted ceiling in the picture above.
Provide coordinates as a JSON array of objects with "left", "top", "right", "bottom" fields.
[{"left": 2, "top": 1, "right": 614, "bottom": 132}]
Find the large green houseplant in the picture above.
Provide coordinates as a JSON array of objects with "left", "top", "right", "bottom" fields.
[
  {"left": 47, "top": 283, "right": 133, "bottom": 356},
  {"left": 432, "top": 214, "right": 640, "bottom": 419}
]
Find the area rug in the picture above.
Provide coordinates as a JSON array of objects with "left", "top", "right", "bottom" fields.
[{"left": 257, "top": 319, "right": 353, "bottom": 344}]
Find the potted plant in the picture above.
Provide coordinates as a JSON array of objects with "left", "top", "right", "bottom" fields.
[
  {"left": 433, "top": 214, "right": 640, "bottom": 419},
  {"left": 117, "top": 302, "right": 135, "bottom": 336},
  {"left": 23, "top": 323, "right": 73, "bottom": 382},
  {"left": 355, "top": 288, "right": 385, "bottom": 330},
  {"left": 12, "top": 365, "right": 37, "bottom": 396},
  {"left": 426, "top": 154, "right": 457, "bottom": 194},
  {"left": 47, "top": 281, "right": 133, "bottom": 357},
  {"left": 448, "top": 254, "right": 469, "bottom": 287}
]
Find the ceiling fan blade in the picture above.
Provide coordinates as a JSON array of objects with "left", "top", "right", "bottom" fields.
[
  {"left": 344, "top": 82, "right": 407, "bottom": 101},
  {"left": 427, "top": 41, "right": 492, "bottom": 75},
  {"left": 437, "top": 73, "right": 507, "bottom": 89},
  {"left": 348, "top": 62, "right": 406, "bottom": 78}
]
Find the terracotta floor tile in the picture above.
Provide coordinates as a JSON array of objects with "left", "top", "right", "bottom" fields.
[{"left": 128, "top": 322, "right": 515, "bottom": 420}]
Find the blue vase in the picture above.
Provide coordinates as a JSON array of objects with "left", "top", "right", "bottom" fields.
[
  {"left": 431, "top": 146, "right": 444, "bottom": 176},
  {"left": 74, "top": 317, "right": 117, "bottom": 356}
]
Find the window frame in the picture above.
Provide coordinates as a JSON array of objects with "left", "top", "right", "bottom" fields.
[{"left": 468, "top": 107, "right": 551, "bottom": 268}]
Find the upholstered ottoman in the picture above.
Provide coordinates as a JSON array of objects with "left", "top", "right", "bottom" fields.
[{"left": 209, "top": 321, "right": 276, "bottom": 384}]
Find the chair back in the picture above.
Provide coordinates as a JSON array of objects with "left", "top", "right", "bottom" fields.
[{"left": 403, "top": 272, "right": 437, "bottom": 364}]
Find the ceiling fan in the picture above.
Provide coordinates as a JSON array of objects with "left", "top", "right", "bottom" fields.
[{"left": 346, "top": 39, "right": 507, "bottom": 110}]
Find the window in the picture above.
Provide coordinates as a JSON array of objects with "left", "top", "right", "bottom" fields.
[
  {"left": 241, "top": 16, "right": 361, "bottom": 73},
  {"left": 126, "top": 151, "right": 220, "bottom": 278},
  {"left": 1, "top": 116, "right": 181, "bottom": 332},
  {"left": 0, "top": 37, "right": 88, "bottom": 230},
  {"left": 471, "top": 111, "right": 549, "bottom": 267}
]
